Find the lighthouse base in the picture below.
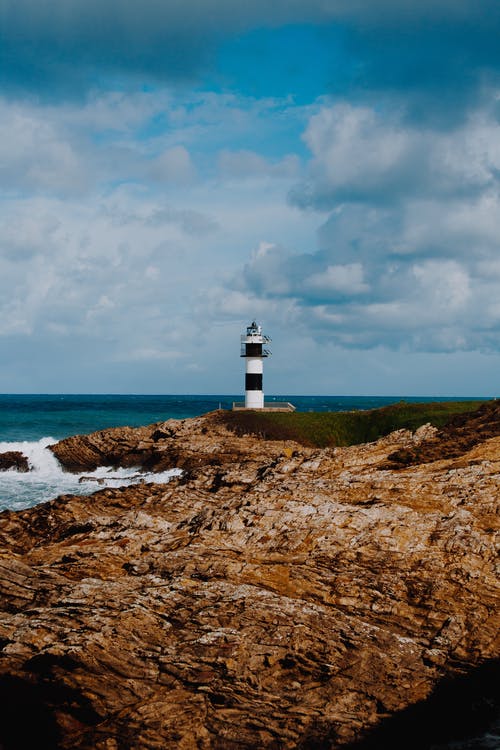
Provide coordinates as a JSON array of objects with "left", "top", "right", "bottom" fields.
[{"left": 232, "top": 401, "right": 296, "bottom": 412}]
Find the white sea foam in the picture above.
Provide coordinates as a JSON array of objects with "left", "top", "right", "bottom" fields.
[{"left": 0, "top": 437, "right": 182, "bottom": 512}]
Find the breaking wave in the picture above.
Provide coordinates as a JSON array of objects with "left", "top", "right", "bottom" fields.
[{"left": 0, "top": 437, "right": 181, "bottom": 512}]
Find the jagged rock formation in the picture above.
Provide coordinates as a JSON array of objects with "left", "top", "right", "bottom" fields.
[
  {"left": 0, "top": 411, "right": 499, "bottom": 749},
  {"left": 0, "top": 451, "right": 29, "bottom": 473},
  {"left": 49, "top": 415, "right": 252, "bottom": 474},
  {"left": 385, "top": 399, "right": 500, "bottom": 468}
]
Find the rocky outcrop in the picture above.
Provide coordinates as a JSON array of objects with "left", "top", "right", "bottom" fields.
[
  {"left": 1, "top": 412, "right": 499, "bottom": 749},
  {"left": 0, "top": 450, "right": 29, "bottom": 472},
  {"left": 49, "top": 413, "right": 287, "bottom": 475},
  {"left": 385, "top": 399, "right": 500, "bottom": 468},
  {"left": 49, "top": 423, "right": 165, "bottom": 473}
]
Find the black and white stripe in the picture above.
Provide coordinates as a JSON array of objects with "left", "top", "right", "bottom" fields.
[{"left": 240, "top": 321, "right": 271, "bottom": 409}]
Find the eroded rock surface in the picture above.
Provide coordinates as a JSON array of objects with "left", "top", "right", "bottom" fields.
[
  {"left": 385, "top": 399, "right": 500, "bottom": 468},
  {"left": 49, "top": 414, "right": 266, "bottom": 475},
  {"left": 1, "top": 412, "right": 499, "bottom": 749}
]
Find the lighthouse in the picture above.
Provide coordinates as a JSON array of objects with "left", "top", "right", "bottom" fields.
[{"left": 240, "top": 321, "right": 271, "bottom": 409}]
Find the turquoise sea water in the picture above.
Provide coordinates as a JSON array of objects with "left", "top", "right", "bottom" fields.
[{"left": 0, "top": 393, "right": 487, "bottom": 512}]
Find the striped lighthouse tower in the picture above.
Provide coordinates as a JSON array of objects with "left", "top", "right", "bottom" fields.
[{"left": 241, "top": 321, "right": 271, "bottom": 409}]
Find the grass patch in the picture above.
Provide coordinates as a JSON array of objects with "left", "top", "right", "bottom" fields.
[{"left": 217, "top": 400, "right": 487, "bottom": 448}]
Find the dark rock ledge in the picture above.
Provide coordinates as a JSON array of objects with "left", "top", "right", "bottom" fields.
[{"left": 0, "top": 451, "right": 29, "bottom": 473}]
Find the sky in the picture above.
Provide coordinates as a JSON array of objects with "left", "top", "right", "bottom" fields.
[{"left": 2, "top": 1, "right": 500, "bottom": 396}]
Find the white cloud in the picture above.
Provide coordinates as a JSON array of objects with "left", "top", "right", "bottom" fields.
[
  {"left": 0, "top": 89, "right": 309, "bottom": 202},
  {"left": 148, "top": 145, "right": 197, "bottom": 185},
  {"left": 291, "top": 102, "right": 500, "bottom": 210},
  {"left": 300, "top": 104, "right": 413, "bottom": 203},
  {"left": 0, "top": 92, "right": 314, "bottom": 389},
  {"left": 224, "top": 176, "right": 500, "bottom": 353},
  {"left": 146, "top": 206, "right": 218, "bottom": 235},
  {"left": 2, "top": 2, "right": 500, "bottom": 394},
  {"left": 197, "top": 98, "right": 492, "bottom": 355},
  {"left": 217, "top": 150, "right": 300, "bottom": 180},
  {"left": 2, "top": 85, "right": 499, "bottom": 377},
  {"left": 305, "top": 263, "right": 368, "bottom": 295},
  {"left": 411, "top": 260, "right": 471, "bottom": 313},
  {"left": 0, "top": 101, "right": 88, "bottom": 195}
]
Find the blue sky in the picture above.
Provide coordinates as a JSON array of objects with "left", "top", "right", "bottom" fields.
[{"left": 2, "top": 0, "right": 500, "bottom": 396}]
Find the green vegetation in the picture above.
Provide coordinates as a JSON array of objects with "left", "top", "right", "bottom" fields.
[{"left": 218, "top": 400, "right": 487, "bottom": 448}]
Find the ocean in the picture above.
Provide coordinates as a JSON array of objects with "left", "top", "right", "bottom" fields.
[{"left": 0, "top": 393, "right": 486, "bottom": 512}]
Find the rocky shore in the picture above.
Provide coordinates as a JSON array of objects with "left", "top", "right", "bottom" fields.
[{"left": 0, "top": 408, "right": 499, "bottom": 749}]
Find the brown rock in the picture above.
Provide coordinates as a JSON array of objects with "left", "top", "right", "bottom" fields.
[
  {"left": 49, "top": 413, "right": 293, "bottom": 476},
  {"left": 0, "top": 451, "right": 29, "bottom": 472},
  {"left": 1, "top": 411, "right": 499, "bottom": 749},
  {"left": 384, "top": 399, "right": 500, "bottom": 468}
]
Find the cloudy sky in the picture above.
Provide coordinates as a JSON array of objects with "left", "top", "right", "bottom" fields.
[{"left": 2, "top": 0, "right": 500, "bottom": 395}]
